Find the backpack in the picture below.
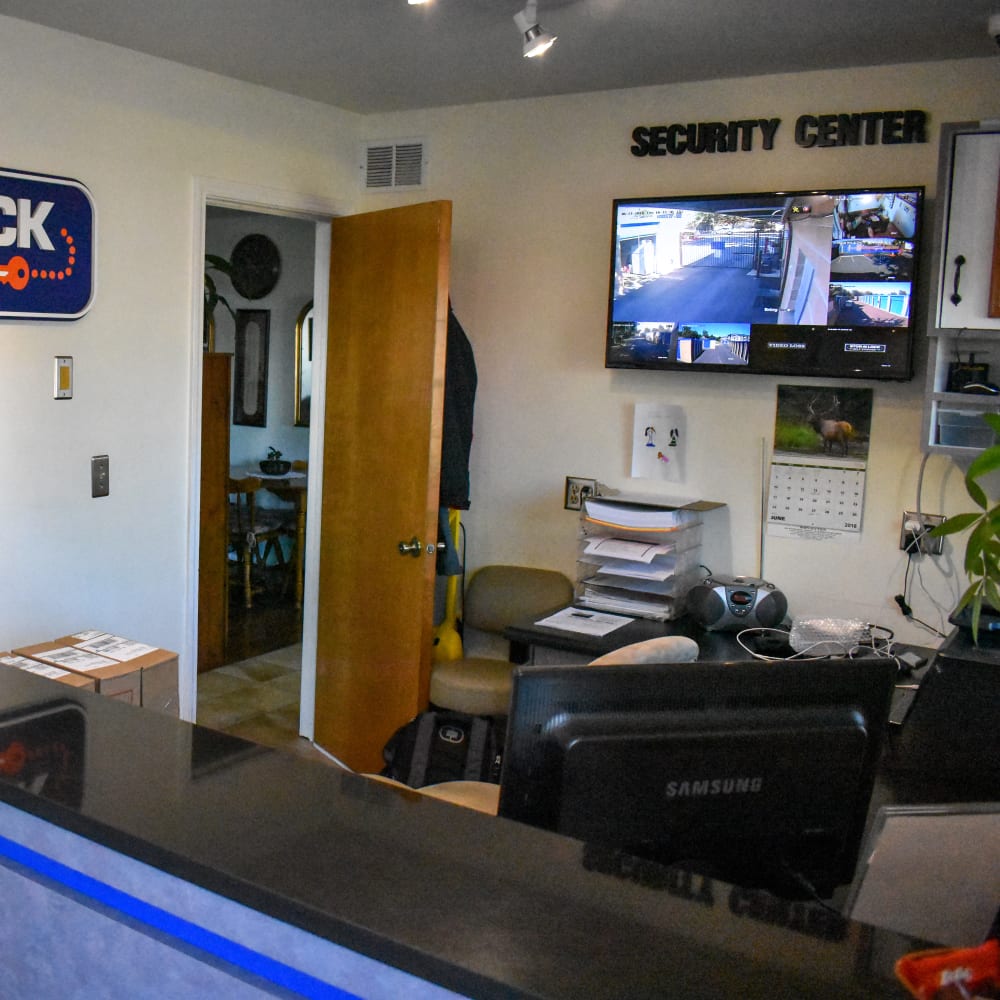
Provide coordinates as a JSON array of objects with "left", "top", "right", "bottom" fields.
[{"left": 381, "top": 710, "right": 504, "bottom": 788}]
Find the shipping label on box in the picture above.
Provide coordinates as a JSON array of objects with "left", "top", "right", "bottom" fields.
[
  {"left": 65, "top": 632, "right": 178, "bottom": 716},
  {"left": 14, "top": 633, "right": 179, "bottom": 715},
  {"left": 71, "top": 633, "right": 158, "bottom": 661},
  {"left": 13, "top": 641, "right": 142, "bottom": 706},
  {"left": 0, "top": 653, "right": 97, "bottom": 691}
]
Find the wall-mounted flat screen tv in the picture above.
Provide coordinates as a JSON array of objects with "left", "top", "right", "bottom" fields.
[{"left": 606, "top": 186, "right": 924, "bottom": 381}]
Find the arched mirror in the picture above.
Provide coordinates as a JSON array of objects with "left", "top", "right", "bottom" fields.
[{"left": 295, "top": 300, "right": 313, "bottom": 427}]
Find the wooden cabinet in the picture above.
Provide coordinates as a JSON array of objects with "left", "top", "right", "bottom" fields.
[
  {"left": 922, "top": 121, "right": 1000, "bottom": 455},
  {"left": 198, "top": 352, "right": 232, "bottom": 672}
]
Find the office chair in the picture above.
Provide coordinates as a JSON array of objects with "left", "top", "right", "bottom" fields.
[
  {"left": 429, "top": 564, "right": 574, "bottom": 717},
  {"left": 396, "top": 634, "right": 700, "bottom": 816}
]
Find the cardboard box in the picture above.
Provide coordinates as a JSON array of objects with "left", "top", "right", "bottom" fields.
[
  {"left": 14, "top": 640, "right": 142, "bottom": 706},
  {"left": 0, "top": 653, "right": 97, "bottom": 691},
  {"left": 14, "top": 631, "right": 178, "bottom": 715}
]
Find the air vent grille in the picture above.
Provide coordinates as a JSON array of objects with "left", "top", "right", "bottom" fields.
[{"left": 363, "top": 140, "right": 426, "bottom": 190}]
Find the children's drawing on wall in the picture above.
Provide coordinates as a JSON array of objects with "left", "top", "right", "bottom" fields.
[
  {"left": 767, "top": 385, "right": 874, "bottom": 541},
  {"left": 631, "top": 403, "right": 685, "bottom": 481}
]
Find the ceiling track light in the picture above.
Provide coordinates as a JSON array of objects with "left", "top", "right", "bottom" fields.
[{"left": 513, "top": 0, "right": 557, "bottom": 58}]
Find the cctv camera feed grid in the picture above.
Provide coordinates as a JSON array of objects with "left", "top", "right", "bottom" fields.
[{"left": 606, "top": 188, "right": 921, "bottom": 379}]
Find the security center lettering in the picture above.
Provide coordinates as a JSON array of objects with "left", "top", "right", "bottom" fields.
[{"left": 630, "top": 109, "right": 927, "bottom": 156}]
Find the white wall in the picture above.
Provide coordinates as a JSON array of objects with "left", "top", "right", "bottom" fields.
[
  {"left": 360, "top": 59, "right": 999, "bottom": 646},
  {"left": 0, "top": 9, "right": 996, "bottom": 697},
  {"left": 0, "top": 18, "right": 359, "bottom": 670}
]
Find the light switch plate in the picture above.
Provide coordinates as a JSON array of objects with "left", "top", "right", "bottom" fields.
[
  {"left": 54, "top": 356, "right": 73, "bottom": 399},
  {"left": 91, "top": 455, "right": 109, "bottom": 498}
]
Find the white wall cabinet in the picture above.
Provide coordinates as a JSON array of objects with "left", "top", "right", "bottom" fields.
[{"left": 922, "top": 120, "right": 1000, "bottom": 456}]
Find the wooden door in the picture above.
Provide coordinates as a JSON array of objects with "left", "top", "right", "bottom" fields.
[
  {"left": 314, "top": 201, "right": 451, "bottom": 771},
  {"left": 198, "top": 352, "right": 232, "bottom": 673}
]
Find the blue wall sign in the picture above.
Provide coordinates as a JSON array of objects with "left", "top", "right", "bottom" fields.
[{"left": 0, "top": 167, "right": 96, "bottom": 320}]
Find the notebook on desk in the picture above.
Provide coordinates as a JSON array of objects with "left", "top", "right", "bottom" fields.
[{"left": 845, "top": 803, "right": 1000, "bottom": 947}]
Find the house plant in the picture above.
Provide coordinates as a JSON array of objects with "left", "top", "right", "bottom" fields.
[
  {"left": 930, "top": 412, "right": 1000, "bottom": 642},
  {"left": 260, "top": 446, "right": 291, "bottom": 476},
  {"left": 204, "top": 253, "right": 238, "bottom": 332}
]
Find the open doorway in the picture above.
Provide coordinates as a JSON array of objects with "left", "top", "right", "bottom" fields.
[
  {"left": 184, "top": 176, "right": 342, "bottom": 744},
  {"left": 206, "top": 208, "right": 314, "bottom": 658},
  {"left": 196, "top": 207, "right": 317, "bottom": 751}
]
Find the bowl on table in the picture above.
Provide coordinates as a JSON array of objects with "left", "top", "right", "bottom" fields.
[{"left": 259, "top": 459, "right": 291, "bottom": 475}]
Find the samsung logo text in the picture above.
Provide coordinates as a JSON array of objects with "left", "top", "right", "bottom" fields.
[{"left": 665, "top": 777, "right": 763, "bottom": 798}]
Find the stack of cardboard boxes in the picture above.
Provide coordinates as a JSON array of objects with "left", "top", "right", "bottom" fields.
[{"left": 2, "top": 630, "right": 178, "bottom": 715}]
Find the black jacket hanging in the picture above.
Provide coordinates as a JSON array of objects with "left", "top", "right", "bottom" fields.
[{"left": 438, "top": 305, "right": 477, "bottom": 511}]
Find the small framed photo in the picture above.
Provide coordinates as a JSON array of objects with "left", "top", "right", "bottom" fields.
[{"left": 564, "top": 476, "right": 596, "bottom": 511}]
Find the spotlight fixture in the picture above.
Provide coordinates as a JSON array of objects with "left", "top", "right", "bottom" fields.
[
  {"left": 407, "top": 0, "right": 430, "bottom": 5},
  {"left": 513, "top": 0, "right": 557, "bottom": 58}
]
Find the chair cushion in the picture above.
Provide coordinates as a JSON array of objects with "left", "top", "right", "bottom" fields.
[
  {"left": 464, "top": 565, "right": 573, "bottom": 633},
  {"left": 419, "top": 780, "right": 501, "bottom": 814},
  {"left": 362, "top": 774, "right": 501, "bottom": 814},
  {"left": 588, "top": 635, "right": 700, "bottom": 666},
  {"left": 430, "top": 656, "right": 515, "bottom": 716}
]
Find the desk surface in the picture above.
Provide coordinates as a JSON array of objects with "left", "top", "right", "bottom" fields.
[
  {"left": 506, "top": 607, "right": 757, "bottom": 661},
  {"left": 0, "top": 664, "right": 941, "bottom": 999}
]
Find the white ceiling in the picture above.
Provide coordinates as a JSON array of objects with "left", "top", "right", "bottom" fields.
[{"left": 0, "top": 0, "right": 997, "bottom": 114}]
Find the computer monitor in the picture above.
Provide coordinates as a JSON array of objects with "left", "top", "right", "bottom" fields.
[{"left": 497, "top": 657, "right": 897, "bottom": 899}]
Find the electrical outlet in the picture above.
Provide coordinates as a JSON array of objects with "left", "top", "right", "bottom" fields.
[
  {"left": 899, "top": 511, "right": 944, "bottom": 555},
  {"left": 564, "top": 476, "right": 596, "bottom": 511}
]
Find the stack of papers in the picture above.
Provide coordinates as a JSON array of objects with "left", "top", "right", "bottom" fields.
[
  {"left": 581, "top": 537, "right": 680, "bottom": 580},
  {"left": 576, "top": 589, "right": 684, "bottom": 621},
  {"left": 583, "top": 498, "right": 697, "bottom": 532},
  {"left": 534, "top": 607, "right": 634, "bottom": 636}
]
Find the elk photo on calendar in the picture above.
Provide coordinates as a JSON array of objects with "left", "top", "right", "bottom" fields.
[{"left": 773, "top": 384, "right": 873, "bottom": 463}]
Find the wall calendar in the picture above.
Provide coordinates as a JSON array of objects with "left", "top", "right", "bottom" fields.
[
  {"left": 767, "top": 385, "right": 873, "bottom": 542},
  {"left": 767, "top": 462, "right": 866, "bottom": 538}
]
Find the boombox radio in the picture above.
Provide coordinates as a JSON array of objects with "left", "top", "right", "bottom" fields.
[{"left": 686, "top": 575, "right": 788, "bottom": 632}]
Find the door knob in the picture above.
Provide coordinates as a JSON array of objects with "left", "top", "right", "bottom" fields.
[{"left": 398, "top": 537, "right": 423, "bottom": 557}]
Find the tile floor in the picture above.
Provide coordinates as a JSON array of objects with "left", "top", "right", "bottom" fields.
[{"left": 196, "top": 643, "right": 333, "bottom": 766}]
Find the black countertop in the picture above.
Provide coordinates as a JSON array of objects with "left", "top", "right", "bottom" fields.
[{"left": 0, "top": 664, "right": 933, "bottom": 999}]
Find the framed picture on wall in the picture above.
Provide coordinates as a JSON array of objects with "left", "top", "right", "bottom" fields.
[{"left": 233, "top": 308, "right": 270, "bottom": 427}]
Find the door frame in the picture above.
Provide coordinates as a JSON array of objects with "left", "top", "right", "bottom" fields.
[{"left": 183, "top": 177, "right": 347, "bottom": 735}]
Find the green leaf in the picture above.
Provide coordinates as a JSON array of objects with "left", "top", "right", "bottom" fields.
[
  {"left": 965, "top": 472, "right": 989, "bottom": 511},
  {"left": 205, "top": 253, "right": 234, "bottom": 276},
  {"left": 954, "top": 580, "right": 979, "bottom": 613},
  {"left": 982, "top": 412, "right": 1000, "bottom": 436},
  {"left": 967, "top": 444, "right": 1000, "bottom": 486},
  {"left": 930, "top": 511, "right": 981, "bottom": 536},
  {"left": 970, "top": 592, "right": 983, "bottom": 643},
  {"left": 215, "top": 293, "right": 237, "bottom": 321}
]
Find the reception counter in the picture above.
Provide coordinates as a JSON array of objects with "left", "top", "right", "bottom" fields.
[{"left": 0, "top": 663, "right": 941, "bottom": 998}]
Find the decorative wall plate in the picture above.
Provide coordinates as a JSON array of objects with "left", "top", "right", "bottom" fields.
[{"left": 230, "top": 233, "right": 281, "bottom": 300}]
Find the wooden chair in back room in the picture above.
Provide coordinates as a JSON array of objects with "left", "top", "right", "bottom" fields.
[{"left": 227, "top": 475, "right": 291, "bottom": 608}]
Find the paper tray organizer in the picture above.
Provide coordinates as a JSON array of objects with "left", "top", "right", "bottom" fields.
[{"left": 574, "top": 497, "right": 712, "bottom": 622}]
